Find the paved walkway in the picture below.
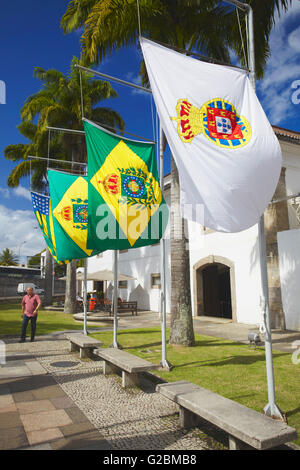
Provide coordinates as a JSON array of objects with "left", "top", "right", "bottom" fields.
[{"left": 0, "top": 312, "right": 299, "bottom": 450}]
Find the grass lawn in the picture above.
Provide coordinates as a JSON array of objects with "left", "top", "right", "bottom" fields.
[
  {"left": 1, "top": 303, "right": 299, "bottom": 447},
  {"left": 0, "top": 303, "right": 98, "bottom": 336},
  {"left": 90, "top": 327, "right": 300, "bottom": 447}
]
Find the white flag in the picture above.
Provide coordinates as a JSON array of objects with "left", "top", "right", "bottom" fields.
[{"left": 140, "top": 37, "right": 282, "bottom": 233}]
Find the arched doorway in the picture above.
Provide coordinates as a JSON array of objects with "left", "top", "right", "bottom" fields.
[{"left": 193, "top": 255, "right": 237, "bottom": 322}]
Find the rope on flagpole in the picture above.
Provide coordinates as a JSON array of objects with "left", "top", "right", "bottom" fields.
[
  {"left": 136, "top": 0, "right": 142, "bottom": 37},
  {"left": 29, "top": 158, "right": 31, "bottom": 192},
  {"left": 236, "top": 7, "right": 248, "bottom": 69},
  {"left": 47, "top": 129, "right": 51, "bottom": 168},
  {"left": 150, "top": 94, "right": 156, "bottom": 144},
  {"left": 245, "top": 13, "right": 250, "bottom": 70},
  {"left": 79, "top": 69, "right": 84, "bottom": 119}
]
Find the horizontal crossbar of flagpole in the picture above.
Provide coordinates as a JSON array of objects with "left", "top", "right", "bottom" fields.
[
  {"left": 74, "top": 64, "right": 152, "bottom": 94},
  {"left": 46, "top": 124, "right": 156, "bottom": 143},
  {"left": 46, "top": 126, "right": 84, "bottom": 135},
  {"left": 153, "top": 39, "right": 250, "bottom": 73},
  {"left": 28, "top": 155, "right": 87, "bottom": 166},
  {"left": 271, "top": 193, "right": 300, "bottom": 204},
  {"left": 223, "top": 0, "right": 250, "bottom": 12}
]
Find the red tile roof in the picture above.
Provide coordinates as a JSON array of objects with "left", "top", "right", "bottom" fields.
[{"left": 272, "top": 125, "right": 300, "bottom": 144}]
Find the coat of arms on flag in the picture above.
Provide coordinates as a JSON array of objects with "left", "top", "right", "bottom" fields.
[
  {"left": 48, "top": 170, "right": 104, "bottom": 261},
  {"left": 84, "top": 118, "right": 168, "bottom": 251},
  {"left": 171, "top": 98, "right": 251, "bottom": 148},
  {"left": 140, "top": 37, "right": 282, "bottom": 233}
]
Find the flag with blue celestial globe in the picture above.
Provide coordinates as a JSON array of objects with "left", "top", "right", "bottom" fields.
[{"left": 83, "top": 119, "right": 169, "bottom": 251}]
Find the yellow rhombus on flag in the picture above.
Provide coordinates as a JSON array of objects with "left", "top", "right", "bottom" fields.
[
  {"left": 48, "top": 170, "right": 104, "bottom": 261},
  {"left": 84, "top": 118, "right": 168, "bottom": 251}
]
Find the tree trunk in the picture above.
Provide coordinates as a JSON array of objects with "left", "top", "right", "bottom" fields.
[
  {"left": 169, "top": 155, "right": 195, "bottom": 346},
  {"left": 43, "top": 247, "right": 53, "bottom": 306},
  {"left": 64, "top": 260, "right": 77, "bottom": 314}
]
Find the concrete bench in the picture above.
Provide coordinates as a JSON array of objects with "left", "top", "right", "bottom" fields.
[
  {"left": 156, "top": 381, "right": 297, "bottom": 450},
  {"left": 94, "top": 348, "right": 157, "bottom": 388},
  {"left": 65, "top": 333, "right": 103, "bottom": 359}
]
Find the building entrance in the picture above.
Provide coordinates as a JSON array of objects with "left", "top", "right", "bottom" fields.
[
  {"left": 193, "top": 256, "right": 236, "bottom": 321},
  {"left": 202, "top": 264, "right": 232, "bottom": 319}
]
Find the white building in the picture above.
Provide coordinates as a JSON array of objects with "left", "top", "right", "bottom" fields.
[{"left": 85, "top": 126, "right": 300, "bottom": 331}]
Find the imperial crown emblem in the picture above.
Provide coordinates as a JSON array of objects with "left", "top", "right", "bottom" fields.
[
  {"left": 171, "top": 98, "right": 251, "bottom": 149},
  {"left": 98, "top": 174, "right": 120, "bottom": 195},
  {"left": 61, "top": 206, "right": 72, "bottom": 221}
]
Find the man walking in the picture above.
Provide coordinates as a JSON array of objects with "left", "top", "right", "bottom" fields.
[{"left": 19, "top": 287, "right": 41, "bottom": 343}]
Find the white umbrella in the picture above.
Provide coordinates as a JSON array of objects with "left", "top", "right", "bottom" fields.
[
  {"left": 87, "top": 269, "right": 136, "bottom": 281},
  {"left": 59, "top": 269, "right": 135, "bottom": 282}
]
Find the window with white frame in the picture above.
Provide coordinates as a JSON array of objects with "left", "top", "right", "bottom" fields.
[{"left": 151, "top": 273, "right": 161, "bottom": 289}]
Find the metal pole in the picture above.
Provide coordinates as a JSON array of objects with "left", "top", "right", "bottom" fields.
[
  {"left": 46, "top": 125, "right": 155, "bottom": 143},
  {"left": 159, "top": 124, "right": 172, "bottom": 370},
  {"left": 83, "top": 258, "right": 88, "bottom": 335},
  {"left": 28, "top": 155, "right": 86, "bottom": 166},
  {"left": 246, "top": 5, "right": 284, "bottom": 420},
  {"left": 52, "top": 257, "right": 55, "bottom": 298},
  {"left": 75, "top": 64, "right": 152, "bottom": 94},
  {"left": 111, "top": 250, "right": 122, "bottom": 348}
]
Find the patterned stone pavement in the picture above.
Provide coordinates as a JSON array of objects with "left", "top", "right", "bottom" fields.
[
  {"left": 1, "top": 311, "right": 299, "bottom": 451},
  {"left": 0, "top": 335, "right": 209, "bottom": 451}
]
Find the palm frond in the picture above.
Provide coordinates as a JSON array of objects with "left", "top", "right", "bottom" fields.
[{"left": 4, "top": 144, "right": 29, "bottom": 162}]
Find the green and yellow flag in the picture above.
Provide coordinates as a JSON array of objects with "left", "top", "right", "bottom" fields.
[
  {"left": 84, "top": 119, "right": 168, "bottom": 251},
  {"left": 31, "top": 191, "right": 64, "bottom": 264},
  {"left": 48, "top": 169, "right": 104, "bottom": 261}
]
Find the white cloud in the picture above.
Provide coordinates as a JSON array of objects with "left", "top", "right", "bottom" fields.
[
  {"left": 258, "top": 0, "right": 300, "bottom": 125},
  {"left": 13, "top": 186, "right": 31, "bottom": 201},
  {"left": 0, "top": 185, "right": 32, "bottom": 202},
  {"left": 123, "top": 71, "right": 147, "bottom": 96},
  {"left": 288, "top": 25, "right": 300, "bottom": 53},
  {"left": 0, "top": 187, "right": 10, "bottom": 199},
  {"left": 0, "top": 204, "right": 45, "bottom": 258}
]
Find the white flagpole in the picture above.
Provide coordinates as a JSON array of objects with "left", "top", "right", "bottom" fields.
[
  {"left": 224, "top": 0, "right": 284, "bottom": 420},
  {"left": 159, "top": 124, "right": 172, "bottom": 370},
  {"left": 223, "top": 0, "right": 284, "bottom": 423},
  {"left": 111, "top": 250, "right": 121, "bottom": 348},
  {"left": 83, "top": 257, "right": 88, "bottom": 335},
  {"left": 246, "top": 5, "right": 284, "bottom": 421}
]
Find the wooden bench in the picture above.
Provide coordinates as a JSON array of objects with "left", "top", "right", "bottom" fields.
[
  {"left": 65, "top": 333, "right": 103, "bottom": 359},
  {"left": 107, "top": 301, "right": 138, "bottom": 317},
  {"left": 94, "top": 348, "right": 156, "bottom": 388},
  {"left": 156, "top": 381, "right": 297, "bottom": 450},
  {"left": 117, "top": 301, "right": 138, "bottom": 316}
]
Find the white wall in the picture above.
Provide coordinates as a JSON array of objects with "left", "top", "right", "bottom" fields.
[
  {"left": 278, "top": 229, "right": 300, "bottom": 331},
  {"left": 282, "top": 141, "right": 300, "bottom": 230},
  {"left": 84, "top": 139, "right": 300, "bottom": 325},
  {"left": 188, "top": 221, "right": 263, "bottom": 325}
]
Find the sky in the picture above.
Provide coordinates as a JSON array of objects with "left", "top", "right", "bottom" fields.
[{"left": 0, "top": 0, "right": 300, "bottom": 262}]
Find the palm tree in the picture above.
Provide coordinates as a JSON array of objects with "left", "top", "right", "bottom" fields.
[
  {"left": 61, "top": 1, "right": 292, "bottom": 79},
  {"left": 4, "top": 57, "right": 125, "bottom": 314},
  {"left": 0, "top": 248, "right": 18, "bottom": 266},
  {"left": 60, "top": 0, "right": 292, "bottom": 343}
]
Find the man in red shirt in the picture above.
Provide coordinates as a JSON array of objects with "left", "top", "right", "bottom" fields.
[{"left": 19, "top": 287, "right": 42, "bottom": 343}]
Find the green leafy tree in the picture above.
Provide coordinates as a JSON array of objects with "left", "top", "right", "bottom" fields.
[
  {"left": 61, "top": 0, "right": 292, "bottom": 79},
  {"left": 0, "top": 248, "right": 19, "bottom": 266},
  {"left": 4, "top": 57, "right": 125, "bottom": 313}
]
